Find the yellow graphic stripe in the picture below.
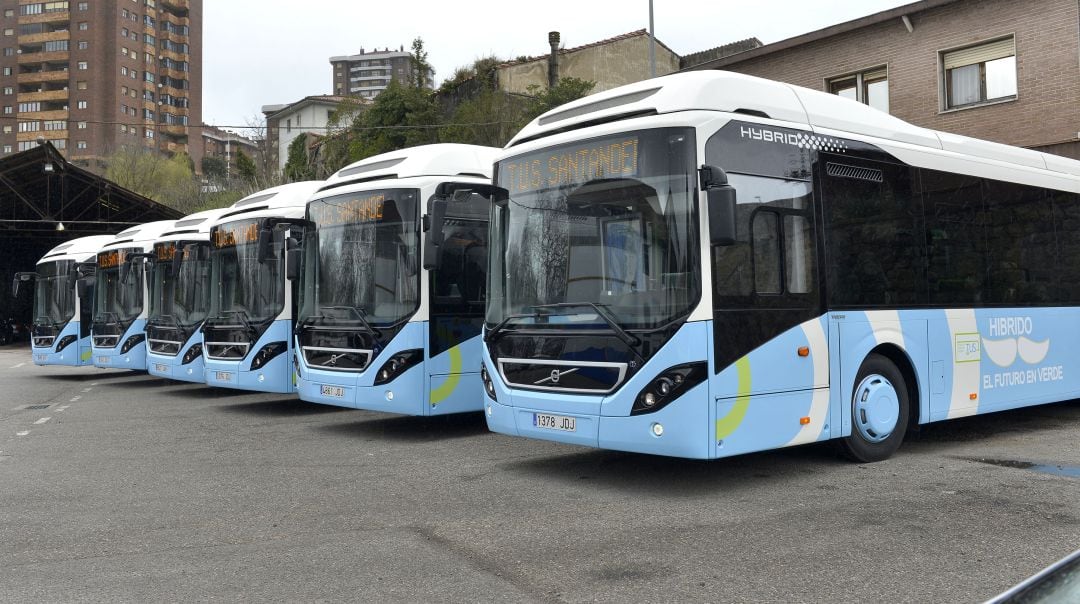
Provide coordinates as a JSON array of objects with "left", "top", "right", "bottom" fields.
[
  {"left": 715, "top": 357, "right": 751, "bottom": 441},
  {"left": 80, "top": 348, "right": 92, "bottom": 362},
  {"left": 429, "top": 343, "right": 462, "bottom": 405}
]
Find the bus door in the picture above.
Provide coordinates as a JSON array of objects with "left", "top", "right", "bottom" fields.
[
  {"left": 705, "top": 123, "right": 825, "bottom": 456},
  {"left": 426, "top": 185, "right": 493, "bottom": 413}
]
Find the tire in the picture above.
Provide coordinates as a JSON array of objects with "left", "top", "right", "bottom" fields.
[{"left": 839, "top": 353, "right": 910, "bottom": 463}]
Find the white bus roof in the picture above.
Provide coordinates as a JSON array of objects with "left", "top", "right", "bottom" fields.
[
  {"left": 156, "top": 207, "right": 231, "bottom": 242},
  {"left": 508, "top": 70, "right": 1080, "bottom": 180},
  {"left": 101, "top": 220, "right": 178, "bottom": 251},
  {"left": 37, "top": 235, "right": 115, "bottom": 265},
  {"left": 213, "top": 181, "right": 324, "bottom": 224},
  {"left": 321, "top": 144, "right": 499, "bottom": 190}
]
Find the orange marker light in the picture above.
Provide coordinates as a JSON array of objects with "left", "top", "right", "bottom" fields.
[
  {"left": 797, "top": 347, "right": 810, "bottom": 357},
  {"left": 969, "top": 393, "right": 978, "bottom": 400},
  {"left": 800, "top": 416, "right": 811, "bottom": 425}
]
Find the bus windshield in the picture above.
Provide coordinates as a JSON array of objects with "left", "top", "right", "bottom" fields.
[
  {"left": 208, "top": 218, "right": 284, "bottom": 325},
  {"left": 33, "top": 259, "right": 75, "bottom": 327},
  {"left": 149, "top": 241, "right": 211, "bottom": 329},
  {"left": 488, "top": 128, "right": 699, "bottom": 331},
  {"left": 299, "top": 188, "right": 420, "bottom": 328},
  {"left": 94, "top": 247, "right": 143, "bottom": 325}
]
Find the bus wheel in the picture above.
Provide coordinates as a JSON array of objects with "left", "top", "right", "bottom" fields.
[{"left": 840, "top": 353, "right": 909, "bottom": 463}]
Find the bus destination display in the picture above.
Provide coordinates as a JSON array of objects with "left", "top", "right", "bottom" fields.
[{"left": 499, "top": 136, "right": 639, "bottom": 195}]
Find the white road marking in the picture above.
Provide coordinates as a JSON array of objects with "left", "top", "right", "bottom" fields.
[
  {"left": 56, "top": 405, "right": 69, "bottom": 412},
  {"left": 33, "top": 417, "right": 51, "bottom": 425},
  {"left": 16, "top": 431, "right": 29, "bottom": 436},
  {"left": 81, "top": 387, "right": 92, "bottom": 393},
  {"left": 90, "top": 382, "right": 98, "bottom": 386},
  {"left": 69, "top": 396, "right": 81, "bottom": 402},
  {"left": 9, "top": 363, "right": 25, "bottom": 369}
]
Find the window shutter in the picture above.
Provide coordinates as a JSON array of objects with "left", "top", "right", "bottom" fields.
[{"left": 943, "top": 38, "right": 1015, "bottom": 70}]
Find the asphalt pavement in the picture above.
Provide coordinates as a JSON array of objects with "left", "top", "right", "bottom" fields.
[{"left": 1, "top": 345, "right": 1078, "bottom": 602}]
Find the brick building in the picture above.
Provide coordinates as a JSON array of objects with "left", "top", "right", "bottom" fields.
[
  {"left": 0, "top": 0, "right": 202, "bottom": 168},
  {"left": 686, "top": 0, "right": 1080, "bottom": 159},
  {"left": 201, "top": 125, "right": 258, "bottom": 178},
  {"left": 330, "top": 46, "right": 433, "bottom": 98}
]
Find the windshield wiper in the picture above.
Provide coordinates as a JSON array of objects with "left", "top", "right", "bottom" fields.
[
  {"left": 321, "top": 305, "right": 382, "bottom": 337},
  {"left": 531, "top": 302, "right": 640, "bottom": 348},
  {"left": 94, "top": 311, "right": 119, "bottom": 326},
  {"left": 485, "top": 302, "right": 640, "bottom": 348}
]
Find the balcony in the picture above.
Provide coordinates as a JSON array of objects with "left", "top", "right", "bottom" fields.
[
  {"left": 17, "top": 129, "right": 67, "bottom": 143},
  {"left": 18, "top": 30, "right": 71, "bottom": 46},
  {"left": 17, "top": 70, "right": 69, "bottom": 85},
  {"left": 18, "top": 51, "right": 69, "bottom": 65},
  {"left": 160, "top": 0, "right": 190, "bottom": 16},
  {"left": 163, "top": 124, "right": 187, "bottom": 137},
  {"left": 159, "top": 47, "right": 186, "bottom": 62},
  {"left": 20, "top": 109, "right": 69, "bottom": 121},
  {"left": 18, "top": 89, "right": 69, "bottom": 103},
  {"left": 17, "top": 12, "right": 70, "bottom": 27}
]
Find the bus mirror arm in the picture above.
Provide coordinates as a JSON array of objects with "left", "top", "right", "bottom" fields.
[
  {"left": 701, "top": 165, "right": 737, "bottom": 247},
  {"left": 12, "top": 272, "right": 36, "bottom": 298},
  {"left": 76, "top": 277, "right": 88, "bottom": 299},
  {"left": 256, "top": 227, "right": 273, "bottom": 264},
  {"left": 423, "top": 197, "right": 448, "bottom": 271},
  {"left": 285, "top": 237, "right": 301, "bottom": 282}
]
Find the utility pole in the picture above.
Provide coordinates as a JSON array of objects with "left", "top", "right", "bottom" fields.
[{"left": 649, "top": 0, "right": 656, "bottom": 78}]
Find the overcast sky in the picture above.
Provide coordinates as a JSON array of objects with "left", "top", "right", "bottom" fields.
[{"left": 203, "top": 0, "right": 914, "bottom": 131}]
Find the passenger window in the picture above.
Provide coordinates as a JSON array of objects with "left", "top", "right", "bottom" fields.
[
  {"left": 785, "top": 214, "right": 813, "bottom": 294},
  {"left": 753, "top": 212, "right": 781, "bottom": 294},
  {"left": 712, "top": 173, "right": 815, "bottom": 300}
]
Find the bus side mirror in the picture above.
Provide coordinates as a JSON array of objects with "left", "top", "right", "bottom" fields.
[
  {"left": 119, "top": 260, "right": 131, "bottom": 285},
  {"left": 76, "top": 277, "right": 88, "bottom": 299},
  {"left": 423, "top": 197, "right": 448, "bottom": 271},
  {"left": 257, "top": 226, "right": 273, "bottom": 263},
  {"left": 171, "top": 245, "right": 185, "bottom": 277},
  {"left": 12, "top": 272, "right": 35, "bottom": 298},
  {"left": 285, "top": 237, "right": 301, "bottom": 281},
  {"left": 702, "top": 165, "right": 737, "bottom": 247}
]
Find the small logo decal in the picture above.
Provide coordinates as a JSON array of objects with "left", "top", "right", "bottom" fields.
[{"left": 535, "top": 367, "right": 579, "bottom": 386}]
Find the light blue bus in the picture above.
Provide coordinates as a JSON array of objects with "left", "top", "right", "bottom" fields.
[
  {"left": 13, "top": 235, "right": 113, "bottom": 366},
  {"left": 482, "top": 71, "right": 1080, "bottom": 462},
  {"left": 295, "top": 144, "right": 500, "bottom": 415},
  {"left": 92, "top": 221, "right": 179, "bottom": 372},
  {"left": 145, "top": 208, "right": 229, "bottom": 383},
  {"left": 202, "top": 182, "right": 323, "bottom": 393}
]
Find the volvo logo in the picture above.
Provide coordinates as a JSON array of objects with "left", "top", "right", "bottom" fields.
[
  {"left": 323, "top": 353, "right": 346, "bottom": 367},
  {"left": 535, "top": 367, "right": 579, "bottom": 385}
]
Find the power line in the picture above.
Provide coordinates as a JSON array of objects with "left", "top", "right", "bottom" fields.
[{"left": 0, "top": 115, "right": 519, "bottom": 132}]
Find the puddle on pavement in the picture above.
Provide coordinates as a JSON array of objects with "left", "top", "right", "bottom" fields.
[{"left": 963, "top": 457, "right": 1080, "bottom": 478}]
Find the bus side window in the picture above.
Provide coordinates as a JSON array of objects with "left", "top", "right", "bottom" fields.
[
  {"left": 713, "top": 173, "right": 815, "bottom": 300},
  {"left": 752, "top": 211, "right": 781, "bottom": 295}
]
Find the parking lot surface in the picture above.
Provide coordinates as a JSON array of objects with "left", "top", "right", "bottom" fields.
[{"left": 1, "top": 346, "right": 1078, "bottom": 602}]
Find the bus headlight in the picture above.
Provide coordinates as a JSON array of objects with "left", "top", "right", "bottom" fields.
[
  {"left": 373, "top": 349, "right": 423, "bottom": 385},
  {"left": 120, "top": 333, "right": 145, "bottom": 354},
  {"left": 182, "top": 344, "right": 202, "bottom": 365},
  {"left": 480, "top": 363, "right": 497, "bottom": 401},
  {"left": 55, "top": 334, "right": 77, "bottom": 352},
  {"left": 631, "top": 362, "right": 707, "bottom": 415},
  {"left": 249, "top": 341, "right": 287, "bottom": 370}
]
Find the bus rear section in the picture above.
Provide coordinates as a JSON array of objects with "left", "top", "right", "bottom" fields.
[
  {"left": 14, "top": 235, "right": 113, "bottom": 367},
  {"left": 146, "top": 209, "right": 227, "bottom": 383},
  {"left": 483, "top": 70, "right": 1080, "bottom": 461},
  {"left": 201, "top": 182, "right": 322, "bottom": 394},
  {"left": 295, "top": 144, "right": 499, "bottom": 416},
  {"left": 92, "top": 221, "right": 178, "bottom": 372}
]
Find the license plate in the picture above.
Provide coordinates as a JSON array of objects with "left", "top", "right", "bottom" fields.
[
  {"left": 534, "top": 412, "right": 576, "bottom": 432},
  {"left": 35, "top": 354, "right": 47, "bottom": 362},
  {"left": 154, "top": 363, "right": 169, "bottom": 373},
  {"left": 215, "top": 371, "right": 232, "bottom": 382},
  {"left": 320, "top": 385, "right": 345, "bottom": 398},
  {"left": 97, "top": 356, "right": 110, "bottom": 364}
]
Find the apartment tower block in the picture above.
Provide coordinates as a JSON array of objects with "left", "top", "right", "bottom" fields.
[{"left": 0, "top": 0, "right": 202, "bottom": 167}]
